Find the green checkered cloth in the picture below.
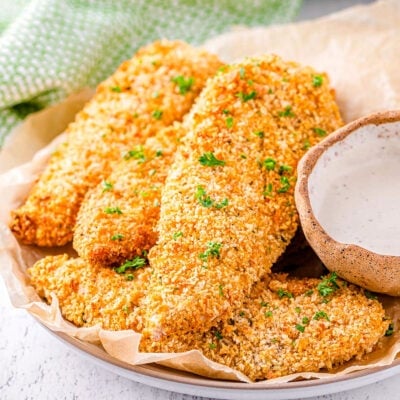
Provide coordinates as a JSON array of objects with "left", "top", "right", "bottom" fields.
[{"left": 0, "top": 0, "right": 301, "bottom": 146}]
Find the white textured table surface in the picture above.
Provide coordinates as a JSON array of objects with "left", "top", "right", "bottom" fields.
[{"left": 3, "top": 1, "right": 400, "bottom": 400}]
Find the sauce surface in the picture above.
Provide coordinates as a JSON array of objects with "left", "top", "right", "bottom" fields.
[{"left": 309, "top": 122, "right": 400, "bottom": 256}]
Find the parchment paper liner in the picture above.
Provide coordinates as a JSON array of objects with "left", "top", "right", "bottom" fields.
[{"left": 1, "top": 0, "right": 400, "bottom": 384}]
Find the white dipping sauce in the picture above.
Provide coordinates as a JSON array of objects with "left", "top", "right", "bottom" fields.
[{"left": 308, "top": 121, "right": 400, "bottom": 256}]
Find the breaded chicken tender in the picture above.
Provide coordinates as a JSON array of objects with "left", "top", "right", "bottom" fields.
[
  {"left": 140, "top": 274, "right": 389, "bottom": 381},
  {"left": 10, "top": 40, "right": 222, "bottom": 247},
  {"left": 28, "top": 254, "right": 150, "bottom": 331},
  {"left": 142, "top": 55, "right": 343, "bottom": 339},
  {"left": 73, "top": 123, "right": 186, "bottom": 267}
]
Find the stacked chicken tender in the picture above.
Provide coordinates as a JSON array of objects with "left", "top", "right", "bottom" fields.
[{"left": 21, "top": 41, "right": 391, "bottom": 381}]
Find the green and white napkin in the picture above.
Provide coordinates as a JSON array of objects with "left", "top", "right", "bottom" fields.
[{"left": 0, "top": 0, "right": 301, "bottom": 146}]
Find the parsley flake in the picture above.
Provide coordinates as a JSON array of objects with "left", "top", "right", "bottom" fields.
[
  {"left": 312, "top": 75, "right": 324, "bottom": 87},
  {"left": 111, "top": 233, "right": 124, "bottom": 241},
  {"left": 104, "top": 207, "right": 123, "bottom": 215},
  {"left": 172, "top": 75, "right": 194, "bottom": 95},
  {"left": 209, "top": 342, "right": 217, "bottom": 350},
  {"left": 195, "top": 186, "right": 214, "bottom": 208},
  {"left": 226, "top": 116, "right": 234, "bottom": 128},
  {"left": 263, "top": 183, "right": 273, "bottom": 197},
  {"left": 364, "top": 290, "right": 378, "bottom": 300},
  {"left": 214, "top": 198, "right": 229, "bottom": 209},
  {"left": 236, "top": 90, "right": 257, "bottom": 102},
  {"left": 278, "top": 105, "right": 295, "bottom": 118},
  {"left": 317, "top": 272, "right": 340, "bottom": 297},
  {"left": 152, "top": 109, "right": 163, "bottom": 120},
  {"left": 173, "top": 231, "right": 183, "bottom": 240},
  {"left": 295, "top": 324, "right": 305, "bottom": 333},
  {"left": 385, "top": 323, "right": 395, "bottom": 336},
  {"left": 254, "top": 131, "right": 264, "bottom": 138},
  {"left": 265, "top": 311, "right": 273, "bottom": 317},
  {"left": 214, "top": 330, "right": 223, "bottom": 340},
  {"left": 302, "top": 317, "right": 310, "bottom": 325},
  {"left": 218, "top": 284, "right": 225, "bottom": 297},
  {"left": 313, "top": 311, "right": 330, "bottom": 321},
  {"left": 124, "top": 146, "right": 146, "bottom": 163},
  {"left": 313, "top": 127, "right": 327, "bottom": 137},
  {"left": 114, "top": 256, "right": 146, "bottom": 274},
  {"left": 279, "top": 165, "right": 292, "bottom": 174},
  {"left": 263, "top": 157, "right": 276, "bottom": 171},
  {"left": 199, "top": 242, "right": 223, "bottom": 261},
  {"left": 111, "top": 86, "right": 122, "bottom": 93},
  {"left": 277, "top": 176, "right": 291, "bottom": 193},
  {"left": 277, "top": 288, "right": 293, "bottom": 299},
  {"left": 102, "top": 181, "right": 113, "bottom": 192},
  {"left": 199, "top": 152, "right": 226, "bottom": 167}
]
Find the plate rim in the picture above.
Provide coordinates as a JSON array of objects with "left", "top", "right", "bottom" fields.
[{"left": 38, "top": 319, "right": 400, "bottom": 399}]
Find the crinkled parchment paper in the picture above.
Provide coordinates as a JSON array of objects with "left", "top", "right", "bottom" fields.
[{"left": 1, "top": 0, "right": 400, "bottom": 385}]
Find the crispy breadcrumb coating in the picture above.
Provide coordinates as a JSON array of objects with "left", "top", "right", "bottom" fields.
[
  {"left": 28, "top": 258, "right": 388, "bottom": 381},
  {"left": 28, "top": 254, "right": 150, "bottom": 331},
  {"left": 73, "top": 123, "right": 186, "bottom": 267},
  {"left": 140, "top": 274, "right": 389, "bottom": 381},
  {"left": 142, "top": 55, "right": 343, "bottom": 339},
  {"left": 10, "top": 40, "right": 222, "bottom": 247}
]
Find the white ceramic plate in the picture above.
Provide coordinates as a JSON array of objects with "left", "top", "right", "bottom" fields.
[{"left": 41, "top": 322, "right": 400, "bottom": 400}]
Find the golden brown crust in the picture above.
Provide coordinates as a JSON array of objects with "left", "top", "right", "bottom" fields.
[
  {"left": 142, "top": 55, "right": 343, "bottom": 339},
  {"left": 28, "top": 254, "right": 150, "bottom": 331},
  {"left": 9, "top": 40, "right": 222, "bottom": 247},
  {"left": 140, "top": 274, "right": 389, "bottom": 381},
  {"left": 73, "top": 123, "right": 186, "bottom": 267}
]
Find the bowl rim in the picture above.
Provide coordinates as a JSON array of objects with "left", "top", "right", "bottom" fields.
[{"left": 295, "top": 109, "right": 400, "bottom": 263}]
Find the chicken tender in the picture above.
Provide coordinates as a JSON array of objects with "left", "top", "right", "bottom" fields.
[
  {"left": 10, "top": 40, "right": 222, "bottom": 247},
  {"left": 142, "top": 55, "right": 343, "bottom": 339},
  {"left": 140, "top": 273, "right": 390, "bottom": 381},
  {"left": 28, "top": 254, "right": 150, "bottom": 331},
  {"left": 73, "top": 123, "right": 186, "bottom": 267}
]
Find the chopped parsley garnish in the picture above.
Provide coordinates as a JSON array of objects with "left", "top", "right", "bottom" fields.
[
  {"left": 313, "top": 127, "right": 327, "bottom": 137},
  {"left": 263, "top": 157, "right": 276, "bottom": 171},
  {"left": 111, "top": 233, "right": 124, "bottom": 241},
  {"left": 385, "top": 323, "right": 394, "bottom": 336},
  {"left": 317, "top": 272, "right": 340, "bottom": 297},
  {"left": 155, "top": 149, "right": 163, "bottom": 157},
  {"left": 295, "top": 324, "right": 305, "bottom": 333},
  {"left": 195, "top": 186, "right": 228, "bottom": 209},
  {"left": 278, "top": 105, "right": 295, "bottom": 118},
  {"left": 303, "top": 139, "right": 311, "bottom": 150},
  {"left": 111, "top": 86, "right": 122, "bottom": 93},
  {"left": 295, "top": 307, "right": 301, "bottom": 314},
  {"left": 214, "top": 330, "right": 223, "bottom": 340},
  {"left": 214, "top": 198, "right": 229, "bottom": 209},
  {"left": 313, "top": 311, "right": 330, "bottom": 321},
  {"left": 261, "top": 301, "right": 269, "bottom": 307},
  {"left": 277, "top": 176, "right": 291, "bottom": 193},
  {"left": 305, "top": 289, "right": 314, "bottom": 297},
  {"left": 104, "top": 206, "right": 123, "bottom": 215},
  {"left": 312, "top": 75, "right": 323, "bottom": 87},
  {"left": 198, "top": 152, "right": 226, "bottom": 167},
  {"left": 199, "top": 242, "right": 223, "bottom": 261},
  {"left": 254, "top": 131, "right": 264, "bottom": 138},
  {"left": 218, "top": 284, "right": 224, "bottom": 297},
  {"left": 222, "top": 109, "right": 231, "bottom": 115},
  {"left": 263, "top": 183, "right": 273, "bottom": 197},
  {"left": 125, "top": 274, "right": 134, "bottom": 281},
  {"left": 114, "top": 256, "right": 146, "bottom": 274},
  {"left": 209, "top": 342, "right": 217, "bottom": 350},
  {"left": 236, "top": 90, "right": 257, "bottom": 102},
  {"left": 265, "top": 311, "right": 273, "bottom": 317},
  {"left": 124, "top": 146, "right": 146, "bottom": 163},
  {"left": 239, "top": 311, "right": 245, "bottom": 317},
  {"left": 364, "top": 290, "right": 378, "bottom": 300},
  {"left": 277, "top": 288, "right": 293, "bottom": 299},
  {"left": 226, "top": 116, "right": 234, "bottom": 128},
  {"left": 172, "top": 75, "right": 194, "bottom": 95},
  {"left": 279, "top": 164, "right": 292, "bottom": 174},
  {"left": 302, "top": 316, "right": 310, "bottom": 325},
  {"left": 240, "top": 154, "right": 247, "bottom": 159},
  {"left": 195, "top": 186, "right": 214, "bottom": 208},
  {"left": 173, "top": 231, "right": 183, "bottom": 240},
  {"left": 102, "top": 180, "right": 113, "bottom": 192},
  {"left": 152, "top": 109, "right": 163, "bottom": 120}
]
